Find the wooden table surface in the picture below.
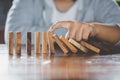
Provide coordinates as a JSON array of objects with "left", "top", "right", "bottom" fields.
[{"left": 0, "top": 39, "right": 120, "bottom": 80}]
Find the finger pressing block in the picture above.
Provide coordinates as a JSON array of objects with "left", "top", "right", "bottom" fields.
[
  {"left": 53, "top": 34, "right": 69, "bottom": 54},
  {"left": 48, "top": 31, "right": 55, "bottom": 54},
  {"left": 27, "top": 32, "right": 31, "bottom": 56},
  {"left": 9, "top": 32, "right": 14, "bottom": 55},
  {"left": 35, "top": 32, "right": 40, "bottom": 56},
  {"left": 69, "top": 39, "right": 88, "bottom": 53},
  {"left": 80, "top": 41, "right": 100, "bottom": 54},
  {"left": 16, "top": 32, "right": 21, "bottom": 56},
  {"left": 60, "top": 36, "right": 78, "bottom": 53},
  {"left": 42, "top": 32, "right": 47, "bottom": 53}
]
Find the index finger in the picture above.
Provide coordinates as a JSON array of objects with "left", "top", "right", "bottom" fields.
[{"left": 49, "top": 21, "right": 73, "bottom": 32}]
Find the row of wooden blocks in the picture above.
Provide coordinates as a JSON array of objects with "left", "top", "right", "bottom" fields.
[{"left": 8, "top": 32, "right": 100, "bottom": 56}]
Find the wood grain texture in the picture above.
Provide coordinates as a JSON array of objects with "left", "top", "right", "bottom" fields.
[
  {"left": 60, "top": 36, "right": 78, "bottom": 53},
  {"left": 1, "top": 43, "right": 120, "bottom": 80},
  {"left": 8, "top": 32, "right": 14, "bottom": 55},
  {"left": 53, "top": 34, "right": 69, "bottom": 54},
  {"left": 27, "top": 32, "right": 31, "bottom": 56},
  {"left": 80, "top": 41, "right": 100, "bottom": 53},
  {"left": 48, "top": 31, "right": 55, "bottom": 54},
  {"left": 16, "top": 32, "right": 21, "bottom": 56},
  {"left": 42, "top": 32, "right": 47, "bottom": 53},
  {"left": 35, "top": 32, "right": 40, "bottom": 56},
  {"left": 69, "top": 39, "right": 88, "bottom": 53}
]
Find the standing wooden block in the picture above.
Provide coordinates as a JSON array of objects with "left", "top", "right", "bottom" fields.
[
  {"left": 48, "top": 31, "right": 55, "bottom": 54},
  {"left": 8, "top": 32, "right": 14, "bottom": 55},
  {"left": 27, "top": 32, "right": 31, "bottom": 56},
  {"left": 16, "top": 32, "right": 21, "bottom": 56},
  {"left": 69, "top": 39, "right": 88, "bottom": 53},
  {"left": 80, "top": 41, "right": 100, "bottom": 53},
  {"left": 60, "top": 36, "right": 78, "bottom": 53},
  {"left": 53, "top": 34, "right": 69, "bottom": 54},
  {"left": 35, "top": 32, "right": 40, "bottom": 56},
  {"left": 42, "top": 32, "right": 47, "bottom": 53}
]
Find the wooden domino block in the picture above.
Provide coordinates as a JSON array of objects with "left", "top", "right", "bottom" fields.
[
  {"left": 8, "top": 32, "right": 14, "bottom": 55},
  {"left": 27, "top": 32, "right": 31, "bottom": 56},
  {"left": 80, "top": 41, "right": 100, "bottom": 53},
  {"left": 69, "top": 39, "right": 88, "bottom": 53},
  {"left": 35, "top": 32, "right": 40, "bottom": 56},
  {"left": 42, "top": 32, "right": 47, "bottom": 53},
  {"left": 48, "top": 31, "right": 55, "bottom": 54},
  {"left": 16, "top": 32, "right": 21, "bottom": 56},
  {"left": 53, "top": 34, "right": 69, "bottom": 54},
  {"left": 60, "top": 36, "right": 78, "bottom": 53}
]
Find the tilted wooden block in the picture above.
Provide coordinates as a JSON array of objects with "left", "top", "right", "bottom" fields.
[
  {"left": 8, "top": 32, "right": 14, "bottom": 55},
  {"left": 60, "top": 36, "right": 78, "bottom": 53},
  {"left": 48, "top": 31, "right": 55, "bottom": 54},
  {"left": 42, "top": 32, "right": 48, "bottom": 53},
  {"left": 53, "top": 34, "right": 69, "bottom": 54},
  {"left": 27, "top": 32, "right": 31, "bottom": 56},
  {"left": 80, "top": 41, "right": 100, "bottom": 53},
  {"left": 35, "top": 32, "right": 40, "bottom": 56},
  {"left": 69, "top": 39, "right": 88, "bottom": 53},
  {"left": 16, "top": 32, "right": 21, "bottom": 56}
]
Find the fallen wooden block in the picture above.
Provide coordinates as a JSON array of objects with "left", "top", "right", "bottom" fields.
[
  {"left": 35, "top": 32, "right": 40, "bottom": 56},
  {"left": 80, "top": 41, "right": 100, "bottom": 53},
  {"left": 42, "top": 32, "right": 47, "bottom": 53},
  {"left": 53, "top": 34, "right": 69, "bottom": 54},
  {"left": 27, "top": 32, "right": 31, "bottom": 56},
  {"left": 16, "top": 32, "right": 21, "bottom": 56},
  {"left": 60, "top": 36, "right": 78, "bottom": 53},
  {"left": 8, "top": 32, "right": 14, "bottom": 55},
  {"left": 48, "top": 31, "right": 55, "bottom": 54},
  {"left": 69, "top": 39, "right": 88, "bottom": 53}
]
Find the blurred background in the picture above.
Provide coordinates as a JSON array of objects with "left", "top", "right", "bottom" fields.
[
  {"left": 0, "top": 0, "right": 12, "bottom": 44},
  {"left": 0, "top": 0, "right": 120, "bottom": 44}
]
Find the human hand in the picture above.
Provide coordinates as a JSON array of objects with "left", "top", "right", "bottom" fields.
[{"left": 49, "top": 21, "right": 96, "bottom": 41}]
